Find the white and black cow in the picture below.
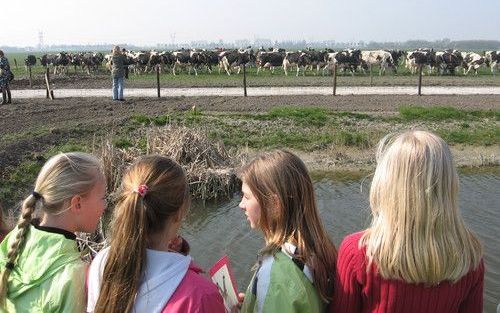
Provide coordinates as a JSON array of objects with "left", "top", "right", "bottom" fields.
[
  {"left": 172, "top": 49, "right": 206, "bottom": 76},
  {"left": 361, "top": 50, "right": 395, "bottom": 75},
  {"left": 462, "top": 52, "right": 486, "bottom": 75},
  {"left": 255, "top": 51, "right": 285, "bottom": 74},
  {"left": 406, "top": 49, "right": 436, "bottom": 75},
  {"left": 485, "top": 51, "right": 500, "bottom": 76},
  {"left": 219, "top": 49, "right": 255, "bottom": 75},
  {"left": 326, "top": 49, "right": 362, "bottom": 76},
  {"left": 434, "top": 50, "right": 463, "bottom": 75}
]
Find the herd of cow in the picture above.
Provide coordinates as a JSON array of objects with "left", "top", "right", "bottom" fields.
[{"left": 23, "top": 48, "right": 500, "bottom": 77}]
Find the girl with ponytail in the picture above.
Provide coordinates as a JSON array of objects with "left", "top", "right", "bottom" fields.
[
  {"left": 0, "top": 152, "right": 106, "bottom": 312},
  {"left": 87, "top": 155, "right": 224, "bottom": 313}
]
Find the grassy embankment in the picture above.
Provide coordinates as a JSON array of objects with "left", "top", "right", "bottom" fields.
[{"left": 1, "top": 105, "right": 498, "bottom": 209}]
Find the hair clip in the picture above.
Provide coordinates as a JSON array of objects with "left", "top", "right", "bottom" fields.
[
  {"left": 32, "top": 191, "right": 43, "bottom": 200},
  {"left": 135, "top": 184, "right": 149, "bottom": 197}
]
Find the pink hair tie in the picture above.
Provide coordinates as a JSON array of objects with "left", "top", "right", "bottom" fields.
[{"left": 135, "top": 184, "right": 149, "bottom": 197}]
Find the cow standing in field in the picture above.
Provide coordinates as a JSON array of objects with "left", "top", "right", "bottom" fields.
[
  {"left": 406, "top": 49, "right": 436, "bottom": 75},
  {"left": 24, "top": 55, "right": 37, "bottom": 71},
  {"left": 485, "top": 51, "right": 500, "bottom": 76},
  {"left": 201, "top": 49, "right": 221, "bottom": 74},
  {"left": 326, "top": 49, "right": 362, "bottom": 76},
  {"left": 219, "top": 49, "right": 255, "bottom": 75},
  {"left": 301, "top": 49, "right": 329, "bottom": 76},
  {"left": 462, "top": 52, "right": 486, "bottom": 75},
  {"left": 361, "top": 50, "right": 395, "bottom": 75},
  {"left": 283, "top": 51, "right": 305, "bottom": 76},
  {"left": 81, "top": 52, "right": 103, "bottom": 75},
  {"left": 256, "top": 51, "right": 285, "bottom": 74},
  {"left": 434, "top": 50, "right": 463, "bottom": 75}
]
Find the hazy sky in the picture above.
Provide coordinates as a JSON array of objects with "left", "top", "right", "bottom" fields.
[{"left": 2, "top": 0, "right": 499, "bottom": 46}]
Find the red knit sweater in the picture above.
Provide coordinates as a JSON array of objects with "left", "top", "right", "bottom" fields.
[{"left": 330, "top": 232, "right": 484, "bottom": 313}]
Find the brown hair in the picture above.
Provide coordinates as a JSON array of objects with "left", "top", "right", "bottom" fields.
[
  {"left": 239, "top": 150, "right": 337, "bottom": 302},
  {"left": 94, "top": 155, "right": 189, "bottom": 313},
  {"left": 0, "top": 152, "right": 103, "bottom": 305},
  {"left": 0, "top": 51, "right": 4, "bottom": 57}
]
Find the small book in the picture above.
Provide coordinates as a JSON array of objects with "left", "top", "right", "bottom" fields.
[{"left": 209, "top": 255, "right": 239, "bottom": 312}]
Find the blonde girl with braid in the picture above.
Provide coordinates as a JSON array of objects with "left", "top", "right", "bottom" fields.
[
  {"left": 87, "top": 155, "right": 224, "bottom": 313},
  {"left": 0, "top": 152, "right": 106, "bottom": 312}
]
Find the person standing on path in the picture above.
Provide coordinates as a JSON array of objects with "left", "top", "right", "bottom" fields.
[
  {"left": 111, "top": 46, "right": 126, "bottom": 101},
  {"left": 0, "top": 50, "right": 12, "bottom": 105}
]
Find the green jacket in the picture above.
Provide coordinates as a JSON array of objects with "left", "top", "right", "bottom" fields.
[
  {"left": 0, "top": 225, "right": 86, "bottom": 313},
  {"left": 111, "top": 54, "right": 126, "bottom": 78},
  {"left": 241, "top": 245, "right": 324, "bottom": 313}
]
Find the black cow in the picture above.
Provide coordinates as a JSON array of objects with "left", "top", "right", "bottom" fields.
[
  {"left": 24, "top": 55, "right": 37, "bottom": 67},
  {"left": 256, "top": 51, "right": 285, "bottom": 74}
]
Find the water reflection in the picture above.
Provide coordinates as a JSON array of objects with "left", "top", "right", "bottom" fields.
[{"left": 181, "top": 173, "right": 499, "bottom": 312}]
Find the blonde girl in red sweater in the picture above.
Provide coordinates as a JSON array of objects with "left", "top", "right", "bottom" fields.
[{"left": 331, "top": 130, "right": 484, "bottom": 313}]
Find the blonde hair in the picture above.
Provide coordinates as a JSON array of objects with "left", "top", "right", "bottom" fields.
[
  {"left": 112, "top": 46, "right": 121, "bottom": 55},
  {"left": 360, "top": 130, "right": 483, "bottom": 285},
  {"left": 239, "top": 150, "right": 337, "bottom": 302},
  {"left": 0, "top": 152, "right": 103, "bottom": 303},
  {"left": 94, "top": 155, "right": 189, "bottom": 313}
]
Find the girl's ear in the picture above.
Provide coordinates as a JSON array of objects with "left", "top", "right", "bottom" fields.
[
  {"left": 172, "top": 207, "right": 185, "bottom": 224},
  {"left": 70, "top": 195, "right": 82, "bottom": 214}
]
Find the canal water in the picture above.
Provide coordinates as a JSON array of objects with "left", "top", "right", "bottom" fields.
[{"left": 181, "top": 172, "right": 499, "bottom": 312}]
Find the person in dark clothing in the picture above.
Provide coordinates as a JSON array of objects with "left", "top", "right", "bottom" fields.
[
  {"left": 0, "top": 50, "right": 12, "bottom": 105},
  {"left": 111, "top": 46, "right": 126, "bottom": 101}
]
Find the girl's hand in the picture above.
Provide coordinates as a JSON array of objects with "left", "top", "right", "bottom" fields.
[
  {"left": 168, "top": 236, "right": 190, "bottom": 255},
  {"left": 230, "top": 293, "right": 245, "bottom": 312}
]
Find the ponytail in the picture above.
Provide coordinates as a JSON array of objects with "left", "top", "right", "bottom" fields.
[
  {"left": 94, "top": 193, "right": 148, "bottom": 313},
  {"left": 94, "top": 155, "right": 188, "bottom": 313},
  {"left": 0, "top": 195, "right": 37, "bottom": 305}
]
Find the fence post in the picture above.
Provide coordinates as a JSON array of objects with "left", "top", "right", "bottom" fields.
[
  {"left": 369, "top": 64, "right": 373, "bottom": 86},
  {"left": 243, "top": 63, "right": 247, "bottom": 97},
  {"left": 332, "top": 63, "right": 337, "bottom": 96},
  {"left": 45, "top": 68, "right": 54, "bottom": 100},
  {"left": 14, "top": 59, "right": 18, "bottom": 69},
  {"left": 418, "top": 64, "right": 423, "bottom": 96},
  {"left": 156, "top": 65, "right": 161, "bottom": 98},
  {"left": 29, "top": 66, "right": 33, "bottom": 88}
]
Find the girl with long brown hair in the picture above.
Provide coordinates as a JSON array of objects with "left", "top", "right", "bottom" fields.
[
  {"left": 238, "top": 149, "right": 337, "bottom": 312},
  {"left": 87, "top": 155, "right": 225, "bottom": 313},
  {"left": 331, "top": 130, "right": 484, "bottom": 313}
]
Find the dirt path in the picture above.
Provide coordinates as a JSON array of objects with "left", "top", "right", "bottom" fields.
[
  {"left": 9, "top": 86, "right": 500, "bottom": 99},
  {"left": 1, "top": 95, "right": 499, "bottom": 137}
]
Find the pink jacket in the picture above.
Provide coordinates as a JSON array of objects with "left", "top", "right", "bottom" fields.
[{"left": 164, "top": 262, "right": 225, "bottom": 312}]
